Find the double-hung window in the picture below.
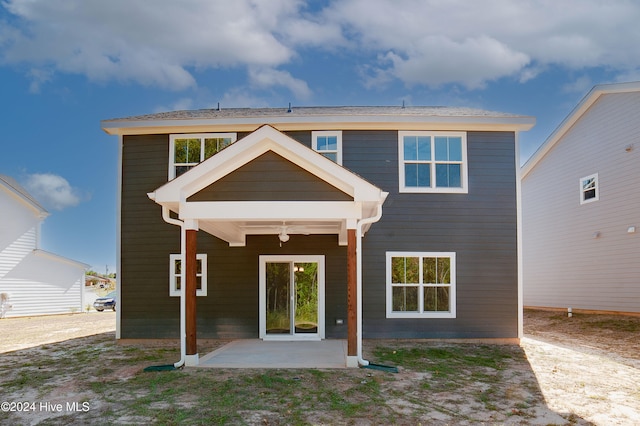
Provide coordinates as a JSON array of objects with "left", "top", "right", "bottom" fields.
[
  {"left": 169, "top": 133, "right": 237, "bottom": 179},
  {"left": 169, "top": 254, "right": 207, "bottom": 297},
  {"left": 398, "top": 131, "right": 468, "bottom": 193},
  {"left": 580, "top": 173, "right": 599, "bottom": 204},
  {"left": 312, "top": 131, "right": 342, "bottom": 165},
  {"left": 386, "top": 252, "right": 456, "bottom": 318}
]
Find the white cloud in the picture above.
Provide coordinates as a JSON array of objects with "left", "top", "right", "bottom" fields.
[
  {"left": 153, "top": 98, "right": 196, "bottom": 114},
  {"left": 325, "top": 0, "right": 640, "bottom": 88},
  {"left": 383, "top": 35, "right": 529, "bottom": 89},
  {"left": 1, "top": 0, "right": 303, "bottom": 90},
  {"left": 2, "top": 0, "right": 640, "bottom": 94},
  {"left": 248, "top": 66, "right": 312, "bottom": 100},
  {"left": 26, "top": 67, "right": 53, "bottom": 93},
  {"left": 24, "top": 173, "right": 83, "bottom": 211},
  {"left": 562, "top": 76, "right": 594, "bottom": 95},
  {"left": 219, "top": 88, "right": 271, "bottom": 109}
]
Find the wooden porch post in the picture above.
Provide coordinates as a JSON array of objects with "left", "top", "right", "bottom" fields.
[
  {"left": 347, "top": 228, "right": 357, "bottom": 358},
  {"left": 185, "top": 228, "right": 198, "bottom": 357}
]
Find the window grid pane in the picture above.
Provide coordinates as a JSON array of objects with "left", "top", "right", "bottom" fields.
[
  {"left": 435, "top": 164, "right": 461, "bottom": 188},
  {"left": 170, "top": 254, "right": 207, "bottom": 296},
  {"left": 401, "top": 133, "right": 463, "bottom": 190},
  {"left": 392, "top": 286, "right": 419, "bottom": 312},
  {"left": 390, "top": 254, "right": 453, "bottom": 315},
  {"left": 322, "top": 152, "right": 338, "bottom": 162}
]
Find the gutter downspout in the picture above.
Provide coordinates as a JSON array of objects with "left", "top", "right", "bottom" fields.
[
  {"left": 355, "top": 195, "right": 387, "bottom": 366},
  {"left": 158, "top": 203, "right": 187, "bottom": 369}
]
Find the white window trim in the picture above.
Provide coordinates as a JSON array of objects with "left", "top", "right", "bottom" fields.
[
  {"left": 169, "top": 253, "right": 207, "bottom": 297},
  {"left": 398, "top": 131, "right": 468, "bottom": 194},
  {"left": 312, "top": 130, "right": 342, "bottom": 165},
  {"left": 579, "top": 173, "right": 599, "bottom": 205},
  {"left": 169, "top": 133, "right": 237, "bottom": 180},
  {"left": 386, "top": 251, "right": 456, "bottom": 319}
]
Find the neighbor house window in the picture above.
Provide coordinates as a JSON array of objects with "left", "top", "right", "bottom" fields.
[
  {"left": 169, "top": 133, "right": 237, "bottom": 179},
  {"left": 398, "top": 131, "right": 468, "bottom": 193},
  {"left": 169, "top": 254, "right": 207, "bottom": 297},
  {"left": 386, "top": 252, "right": 456, "bottom": 318},
  {"left": 580, "top": 173, "right": 599, "bottom": 204},
  {"left": 312, "top": 131, "right": 342, "bottom": 165}
]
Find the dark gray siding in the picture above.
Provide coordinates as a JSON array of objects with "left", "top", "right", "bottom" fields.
[
  {"left": 121, "top": 129, "right": 518, "bottom": 339},
  {"left": 121, "top": 134, "right": 348, "bottom": 339},
  {"left": 121, "top": 134, "right": 181, "bottom": 338},
  {"left": 342, "top": 130, "right": 518, "bottom": 338},
  {"left": 188, "top": 151, "right": 352, "bottom": 202}
]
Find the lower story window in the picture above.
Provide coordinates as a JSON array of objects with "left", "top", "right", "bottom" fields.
[
  {"left": 169, "top": 254, "right": 207, "bottom": 297},
  {"left": 386, "top": 252, "right": 456, "bottom": 318}
]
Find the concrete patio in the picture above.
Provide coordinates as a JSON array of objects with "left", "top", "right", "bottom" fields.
[{"left": 198, "top": 339, "right": 348, "bottom": 369}]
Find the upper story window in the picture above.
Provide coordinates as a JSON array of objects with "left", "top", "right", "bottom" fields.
[
  {"left": 169, "top": 253, "right": 207, "bottom": 297},
  {"left": 312, "top": 131, "right": 342, "bottom": 165},
  {"left": 386, "top": 252, "right": 456, "bottom": 318},
  {"left": 398, "top": 131, "right": 468, "bottom": 193},
  {"left": 580, "top": 173, "right": 599, "bottom": 204},
  {"left": 169, "top": 133, "right": 237, "bottom": 179}
]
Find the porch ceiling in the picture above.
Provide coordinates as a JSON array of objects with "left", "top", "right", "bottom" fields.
[{"left": 199, "top": 218, "right": 348, "bottom": 246}]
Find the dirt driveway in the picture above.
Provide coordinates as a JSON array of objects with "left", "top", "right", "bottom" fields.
[{"left": 0, "top": 309, "right": 638, "bottom": 425}]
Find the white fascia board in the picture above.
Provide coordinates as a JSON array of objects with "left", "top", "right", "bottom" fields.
[
  {"left": 180, "top": 201, "right": 363, "bottom": 222},
  {"left": 0, "top": 182, "right": 49, "bottom": 219},
  {"left": 522, "top": 81, "right": 640, "bottom": 178},
  {"left": 33, "top": 249, "right": 90, "bottom": 270},
  {"left": 101, "top": 115, "right": 535, "bottom": 136}
]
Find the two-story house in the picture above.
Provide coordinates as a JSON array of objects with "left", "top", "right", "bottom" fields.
[
  {"left": 0, "top": 175, "right": 88, "bottom": 317},
  {"left": 522, "top": 81, "right": 640, "bottom": 314},
  {"left": 102, "top": 106, "right": 534, "bottom": 367}
]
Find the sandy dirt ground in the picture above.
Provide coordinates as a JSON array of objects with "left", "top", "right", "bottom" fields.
[
  {"left": 521, "top": 309, "right": 640, "bottom": 425},
  {"left": 0, "top": 309, "right": 638, "bottom": 425}
]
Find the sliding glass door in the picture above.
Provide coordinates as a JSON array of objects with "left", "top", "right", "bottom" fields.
[{"left": 259, "top": 255, "right": 325, "bottom": 340}]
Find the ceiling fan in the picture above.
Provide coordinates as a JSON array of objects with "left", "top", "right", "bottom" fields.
[{"left": 278, "top": 223, "right": 290, "bottom": 243}]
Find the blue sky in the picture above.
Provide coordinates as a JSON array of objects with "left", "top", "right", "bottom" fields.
[{"left": 1, "top": 0, "right": 640, "bottom": 273}]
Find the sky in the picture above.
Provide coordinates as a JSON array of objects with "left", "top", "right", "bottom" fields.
[{"left": 1, "top": 0, "right": 640, "bottom": 274}]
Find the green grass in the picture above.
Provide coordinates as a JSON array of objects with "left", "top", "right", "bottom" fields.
[
  {"left": 582, "top": 317, "right": 640, "bottom": 333},
  {"left": 0, "top": 337, "right": 549, "bottom": 425}
]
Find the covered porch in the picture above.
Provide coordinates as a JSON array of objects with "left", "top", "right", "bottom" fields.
[{"left": 147, "top": 125, "right": 388, "bottom": 368}]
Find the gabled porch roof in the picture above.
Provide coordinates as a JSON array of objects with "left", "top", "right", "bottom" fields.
[{"left": 147, "top": 125, "right": 388, "bottom": 246}]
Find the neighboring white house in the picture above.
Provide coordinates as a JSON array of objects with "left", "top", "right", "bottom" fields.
[
  {"left": 522, "top": 81, "right": 640, "bottom": 314},
  {"left": 0, "top": 175, "right": 89, "bottom": 318}
]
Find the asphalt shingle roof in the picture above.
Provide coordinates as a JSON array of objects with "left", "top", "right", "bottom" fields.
[{"left": 103, "top": 105, "right": 529, "bottom": 123}]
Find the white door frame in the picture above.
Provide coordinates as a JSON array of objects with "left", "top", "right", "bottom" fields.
[{"left": 259, "top": 255, "right": 325, "bottom": 340}]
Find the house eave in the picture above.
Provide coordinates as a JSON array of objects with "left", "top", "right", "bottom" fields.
[
  {"left": 102, "top": 115, "right": 534, "bottom": 136},
  {"left": 522, "top": 80, "right": 640, "bottom": 178}
]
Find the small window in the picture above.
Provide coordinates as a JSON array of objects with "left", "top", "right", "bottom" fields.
[
  {"left": 398, "top": 131, "right": 468, "bottom": 193},
  {"left": 386, "top": 252, "right": 456, "bottom": 318},
  {"left": 169, "top": 133, "right": 237, "bottom": 179},
  {"left": 580, "top": 173, "right": 599, "bottom": 204},
  {"left": 312, "top": 131, "right": 342, "bottom": 165},
  {"left": 169, "top": 254, "right": 207, "bottom": 297}
]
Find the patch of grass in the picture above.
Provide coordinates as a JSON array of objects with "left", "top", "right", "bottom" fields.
[
  {"left": 583, "top": 318, "right": 640, "bottom": 333},
  {"left": 374, "top": 344, "right": 513, "bottom": 373}
]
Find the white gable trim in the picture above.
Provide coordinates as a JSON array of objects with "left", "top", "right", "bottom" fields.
[
  {"left": 152, "top": 125, "right": 384, "bottom": 204},
  {"left": 148, "top": 125, "right": 388, "bottom": 247},
  {"left": 522, "top": 81, "right": 640, "bottom": 178},
  {"left": 0, "top": 176, "right": 49, "bottom": 219}
]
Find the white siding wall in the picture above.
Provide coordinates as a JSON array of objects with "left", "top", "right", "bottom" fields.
[
  {"left": 523, "top": 92, "right": 640, "bottom": 313},
  {"left": 1, "top": 189, "right": 85, "bottom": 318}
]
